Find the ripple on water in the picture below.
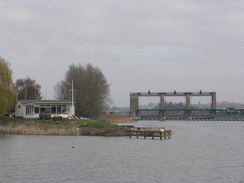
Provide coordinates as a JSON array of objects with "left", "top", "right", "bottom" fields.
[{"left": 1, "top": 121, "right": 244, "bottom": 183}]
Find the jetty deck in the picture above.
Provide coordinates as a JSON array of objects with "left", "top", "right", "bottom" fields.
[{"left": 128, "top": 129, "right": 172, "bottom": 140}]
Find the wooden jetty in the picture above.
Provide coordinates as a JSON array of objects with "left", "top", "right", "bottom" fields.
[{"left": 128, "top": 128, "right": 172, "bottom": 140}]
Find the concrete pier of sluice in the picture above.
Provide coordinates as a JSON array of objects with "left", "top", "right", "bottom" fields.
[{"left": 130, "top": 91, "right": 217, "bottom": 118}]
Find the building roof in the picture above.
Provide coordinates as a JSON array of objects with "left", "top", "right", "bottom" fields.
[{"left": 19, "top": 100, "right": 74, "bottom": 105}]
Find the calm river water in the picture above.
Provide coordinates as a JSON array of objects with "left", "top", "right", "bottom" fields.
[{"left": 1, "top": 120, "right": 244, "bottom": 183}]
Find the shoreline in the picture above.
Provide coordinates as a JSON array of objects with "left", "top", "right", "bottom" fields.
[{"left": 0, "top": 121, "right": 128, "bottom": 136}]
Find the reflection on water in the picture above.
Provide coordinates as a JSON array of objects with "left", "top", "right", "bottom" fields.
[{"left": 1, "top": 121, "right": 244, "bottom": 183}]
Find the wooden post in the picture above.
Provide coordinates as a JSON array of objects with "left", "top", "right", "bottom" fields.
[
  {"left": 168, "top": 130, "right": 171, "bottom": 139},
  {"left": 76, "top": 128, "right": 80, "bottom": 136}
]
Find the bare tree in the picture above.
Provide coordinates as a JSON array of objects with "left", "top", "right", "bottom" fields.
[
  {"left": 54, "top": 63, "right": 110, "bottom": 117},
  {"left": 15, "top": 77, "right": 41, "bottom": 100}
]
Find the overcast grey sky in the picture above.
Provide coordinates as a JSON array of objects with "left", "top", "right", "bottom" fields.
[{"left": 1, "top": 0, "right": 244, "bottom": 106}]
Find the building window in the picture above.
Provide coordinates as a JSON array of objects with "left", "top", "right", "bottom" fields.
[
  {"left": 57, "top": 105, "right": 61, "bottom": 113},
  {"left": 26, "top": 105, "right": 33, "bottom": 115},
  {"left": 45, "top": 105, "right": 51, "bottom": 113},
  {"left": 34, "top": 107, "right": 39, "bottom": 114},
  {"left": 40, "top": 105, "right": 51, "bottom": 114},
  {"left": 40, "top": 107, "right": 46, "bottom": 113},
  {"left": 51, "top": 106, "right": 56, "bottom": 114},
  {"left": 62, "top": 105, "right": 67, "bottom": 113}
]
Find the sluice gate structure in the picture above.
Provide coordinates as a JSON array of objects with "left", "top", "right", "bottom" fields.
[{"left": 130, "top": 91, "right": 217, "bottom": 119}]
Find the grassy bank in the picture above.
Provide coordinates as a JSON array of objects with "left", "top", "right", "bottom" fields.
[
  {"left": 97, "top": 114, "right": 134, "bottom": 123},
  {"left": 0, "top": 117, "right": 128, "bottom": 136}
]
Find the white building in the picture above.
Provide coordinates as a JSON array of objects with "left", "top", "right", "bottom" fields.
[{"left": 15, "top": 100, "right": 75, "bottom": 119}]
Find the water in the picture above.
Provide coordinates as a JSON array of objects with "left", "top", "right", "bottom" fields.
[{"left": 1, "top": 121, "right": 244, "bottom": 183}]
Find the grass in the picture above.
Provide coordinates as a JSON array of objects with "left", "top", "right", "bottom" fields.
[
  {"left": 0, "top": 117, "right": 127, "bottom": 136},
  {"left": 0, "top": 116, "right": 120, "bottom": 127}
]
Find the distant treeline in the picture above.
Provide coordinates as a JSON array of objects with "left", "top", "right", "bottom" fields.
[
  {"left": 110, "top": 101, "right": 244, "bottom": 114},
  {"left": 217, "top": 102, "right": 244, "bottom": 108}
]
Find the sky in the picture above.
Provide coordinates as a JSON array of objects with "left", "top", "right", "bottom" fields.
[{"left": 1, "top": 0, "right": 244, "bottom": 107}]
